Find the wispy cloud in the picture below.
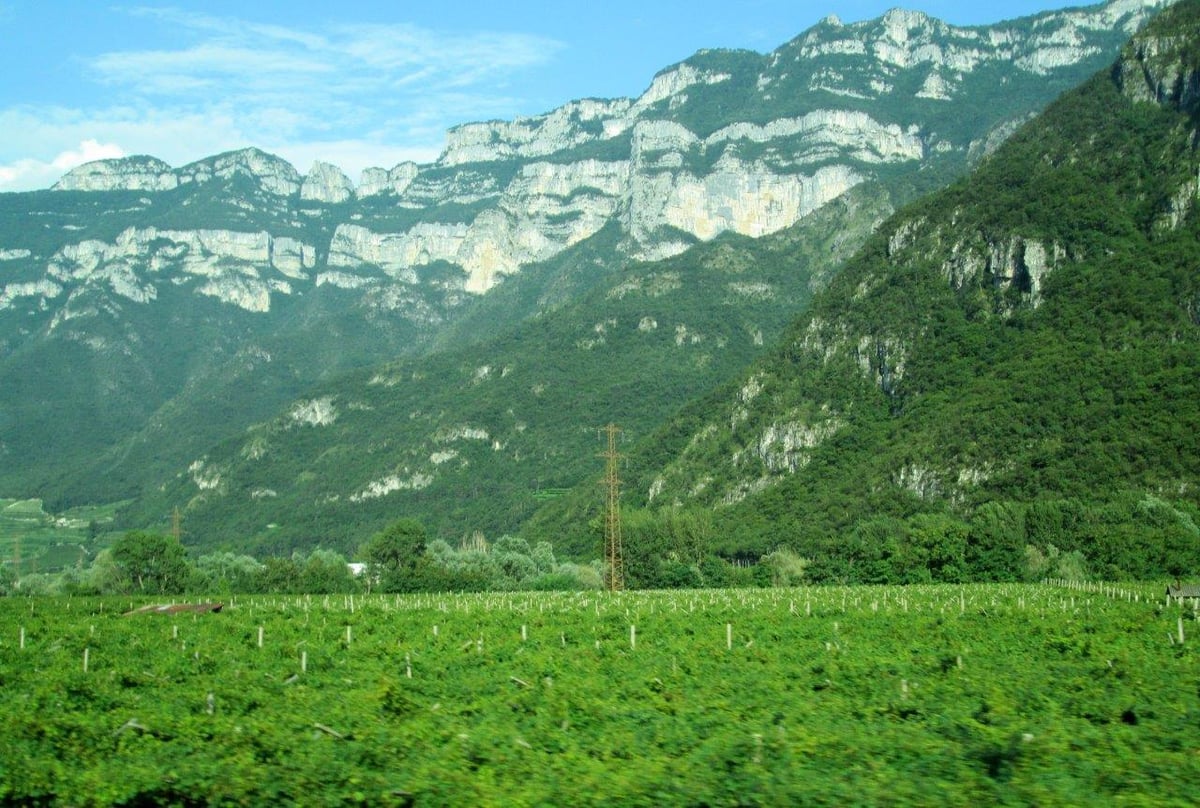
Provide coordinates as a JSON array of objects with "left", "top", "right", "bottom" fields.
[
  {"left": 0, "top": 7, "right": 564, "bottom": 190},
  {"left": 91, "top": 8, "right": 562, "bottom": 118}
]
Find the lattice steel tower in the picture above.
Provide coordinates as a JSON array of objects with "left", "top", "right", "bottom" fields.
[{"left": 600, "top": 423, "right": 624, "bottom": 591}]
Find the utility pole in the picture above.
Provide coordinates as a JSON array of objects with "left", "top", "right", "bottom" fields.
[{"left": 599, "top": 423, "right": 624, "bottom": 591}]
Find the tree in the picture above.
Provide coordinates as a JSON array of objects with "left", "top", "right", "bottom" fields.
[
  {"left": 192, "top": 552, "right": 265, "bottom": 594},
  {"left": 299, "top": 549, "right": 357, "bottom": 594},
  {"left": 361, "top": 518, "right": 428, "bottom": 592},
  {"left": 760, "top": 548, "right": 809, "bottom": 587},
  {"left": 260, "top": 556, "right": 301, "bottom": 593},
  {"left": 84, "top": 549, "right": 126, "bottom": 594},
  {"left": 110, "top": 531, "right": 191, "bottom": 594},
  {"left": 966, "top": 503, "right": 1026, "bottom": 581}
]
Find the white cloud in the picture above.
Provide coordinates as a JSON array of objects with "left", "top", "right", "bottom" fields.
[
  {"left": 51, "top": 139, "right": 125, "bottom": 169},
  {"left": 0, "top": 139, "right": 125, "bottom": 191}
]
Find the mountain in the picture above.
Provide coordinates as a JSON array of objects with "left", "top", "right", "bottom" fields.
[
  {"left": 538, "top": 0, "right": 1200, "bottom": 583},
  {"left": 0, "top": 1, "right": 1172, "bottom": 555}
]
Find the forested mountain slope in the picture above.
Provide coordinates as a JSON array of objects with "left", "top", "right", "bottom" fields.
[
  {"left": 0, "top": 1, "right": 1162, "bottom": 515},
  {"left": 529, "top": 0, "right": 1200, "bottom": 583},
  {"left": 120, "top": 190, "right": 892, "bottom": 554}
]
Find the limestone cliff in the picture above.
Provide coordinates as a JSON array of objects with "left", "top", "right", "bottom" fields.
[
  {"left": 43, "top": 227, "right": 316, "bottom": 313},
  {"left": 17, "top": 0, "right": 1173, "bottom": 318}
]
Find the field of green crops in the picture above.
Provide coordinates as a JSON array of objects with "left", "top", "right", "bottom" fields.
[{"left": 1, "top": 583, "right": 1196, "bottom": 805}]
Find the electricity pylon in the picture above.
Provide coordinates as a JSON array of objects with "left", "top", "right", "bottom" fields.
[{"left": 599, "top": 423, "right": 623, "bottom": 591}]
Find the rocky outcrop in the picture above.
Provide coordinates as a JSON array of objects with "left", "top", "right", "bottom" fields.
[
  {"left": 42, "top": 227, "right": 316, "bottom": 312},
  {"left": 441, "top": 98, "right": 633, "bottom": 166},
  {"left": 794, "top": 2, "right": 1166, "bottom": 79},
  {"left": 54, "top": 148, "right": 303, "bottom": 196},
  {"left": 301, "top": 161, "right": 355, "bottom": 203},
  {"left": 53, "top": 156, "right": 178, "bottom": 192},
  {"left": 358, "top": 162, "right": 419, "bottom": 197},
  {"left": 1116, "top": 9, "right": 1200, "bottom": 110},
  {"left": 332, "top": 159, "right": 630, "bottom": 291},
  {"left": 630, "top": 160, "right": 863, "bottom": 259},
  {"left": 0, "top": 279, "right": 63, "bottom": 311},
  {"left": 177, "top": 149, "right": 303, "bottom": 196}
]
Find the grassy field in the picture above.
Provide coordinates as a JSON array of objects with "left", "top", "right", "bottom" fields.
[
  {"left": 0, "top": 498, "right": 122, "bottom": 574},
  {"left": 0, "top": 582, "right": 1196, "bottom": 805}
]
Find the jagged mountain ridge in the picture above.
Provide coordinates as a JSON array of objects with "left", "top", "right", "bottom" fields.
[
  {"left": 0, "top": 0, "right": 1173, "bottom": 539},
  {"left": 25, "top": 0, "right": 1167, "bottom": 300},
  {"left": 544, "top": 0, "right": 1200, "bottom": 567}
]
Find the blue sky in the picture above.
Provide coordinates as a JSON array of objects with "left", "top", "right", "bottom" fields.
[{"left": 0, "top": 0, "right": 1084, "bottom": 191}]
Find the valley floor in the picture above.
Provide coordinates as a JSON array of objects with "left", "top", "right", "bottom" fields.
[{"left": 0, "top": 583, "right": 1196, "bottom": 805}]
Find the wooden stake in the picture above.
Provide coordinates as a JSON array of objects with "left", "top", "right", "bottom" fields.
[
  {"left": 19, "top": 626, "right": 24, "bottom": 650},
  {"left": 83, "top": 647, "right": 90, "bottom": 673},
  {"left": 630, "top": 625, "right": 636, "bottom": 650},
  {"left": 257, "top": 626, "right": 264, "bottom": 648},
  {"left": 726, "top": 623, "right": 732, "bottom": 651},
  {"left": 301, "top": 650, "right": 308, "bottom": 673}
]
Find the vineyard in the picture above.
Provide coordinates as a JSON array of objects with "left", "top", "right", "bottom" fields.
[
  {"left": 1, "top": 583, "right": 1196, "bottom": 805},
  {"left": 0, "top": 498, "right": 118, "bottom": 576}
]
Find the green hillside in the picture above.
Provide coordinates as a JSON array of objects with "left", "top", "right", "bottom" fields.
[
  {"left": 529, "top": 0, "right": 1200, "bottom": 583},
  {"left": 121, "top": 188, "right": 892, "bottom": 554},
  {"left": 0, "top": 1, "right": 1171, "bottom": 568}
]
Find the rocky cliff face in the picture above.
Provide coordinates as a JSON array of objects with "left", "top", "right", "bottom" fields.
[
  {"left": 19, "top": 0, "right": 1168, "bottom": 320},
  {"left": 1116, "top": 2, "right": 1200, "bottom": 109},
  {"left": 634, "top": 0, "right": 1200, "bottom": 527},
  {"left": 41, "top": 227, "right": 316, "bottom": 313}
]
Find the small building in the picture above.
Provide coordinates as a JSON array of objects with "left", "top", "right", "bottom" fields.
[{"left": 1166, "top": 583, "right": 1200, "bottom": 599}]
